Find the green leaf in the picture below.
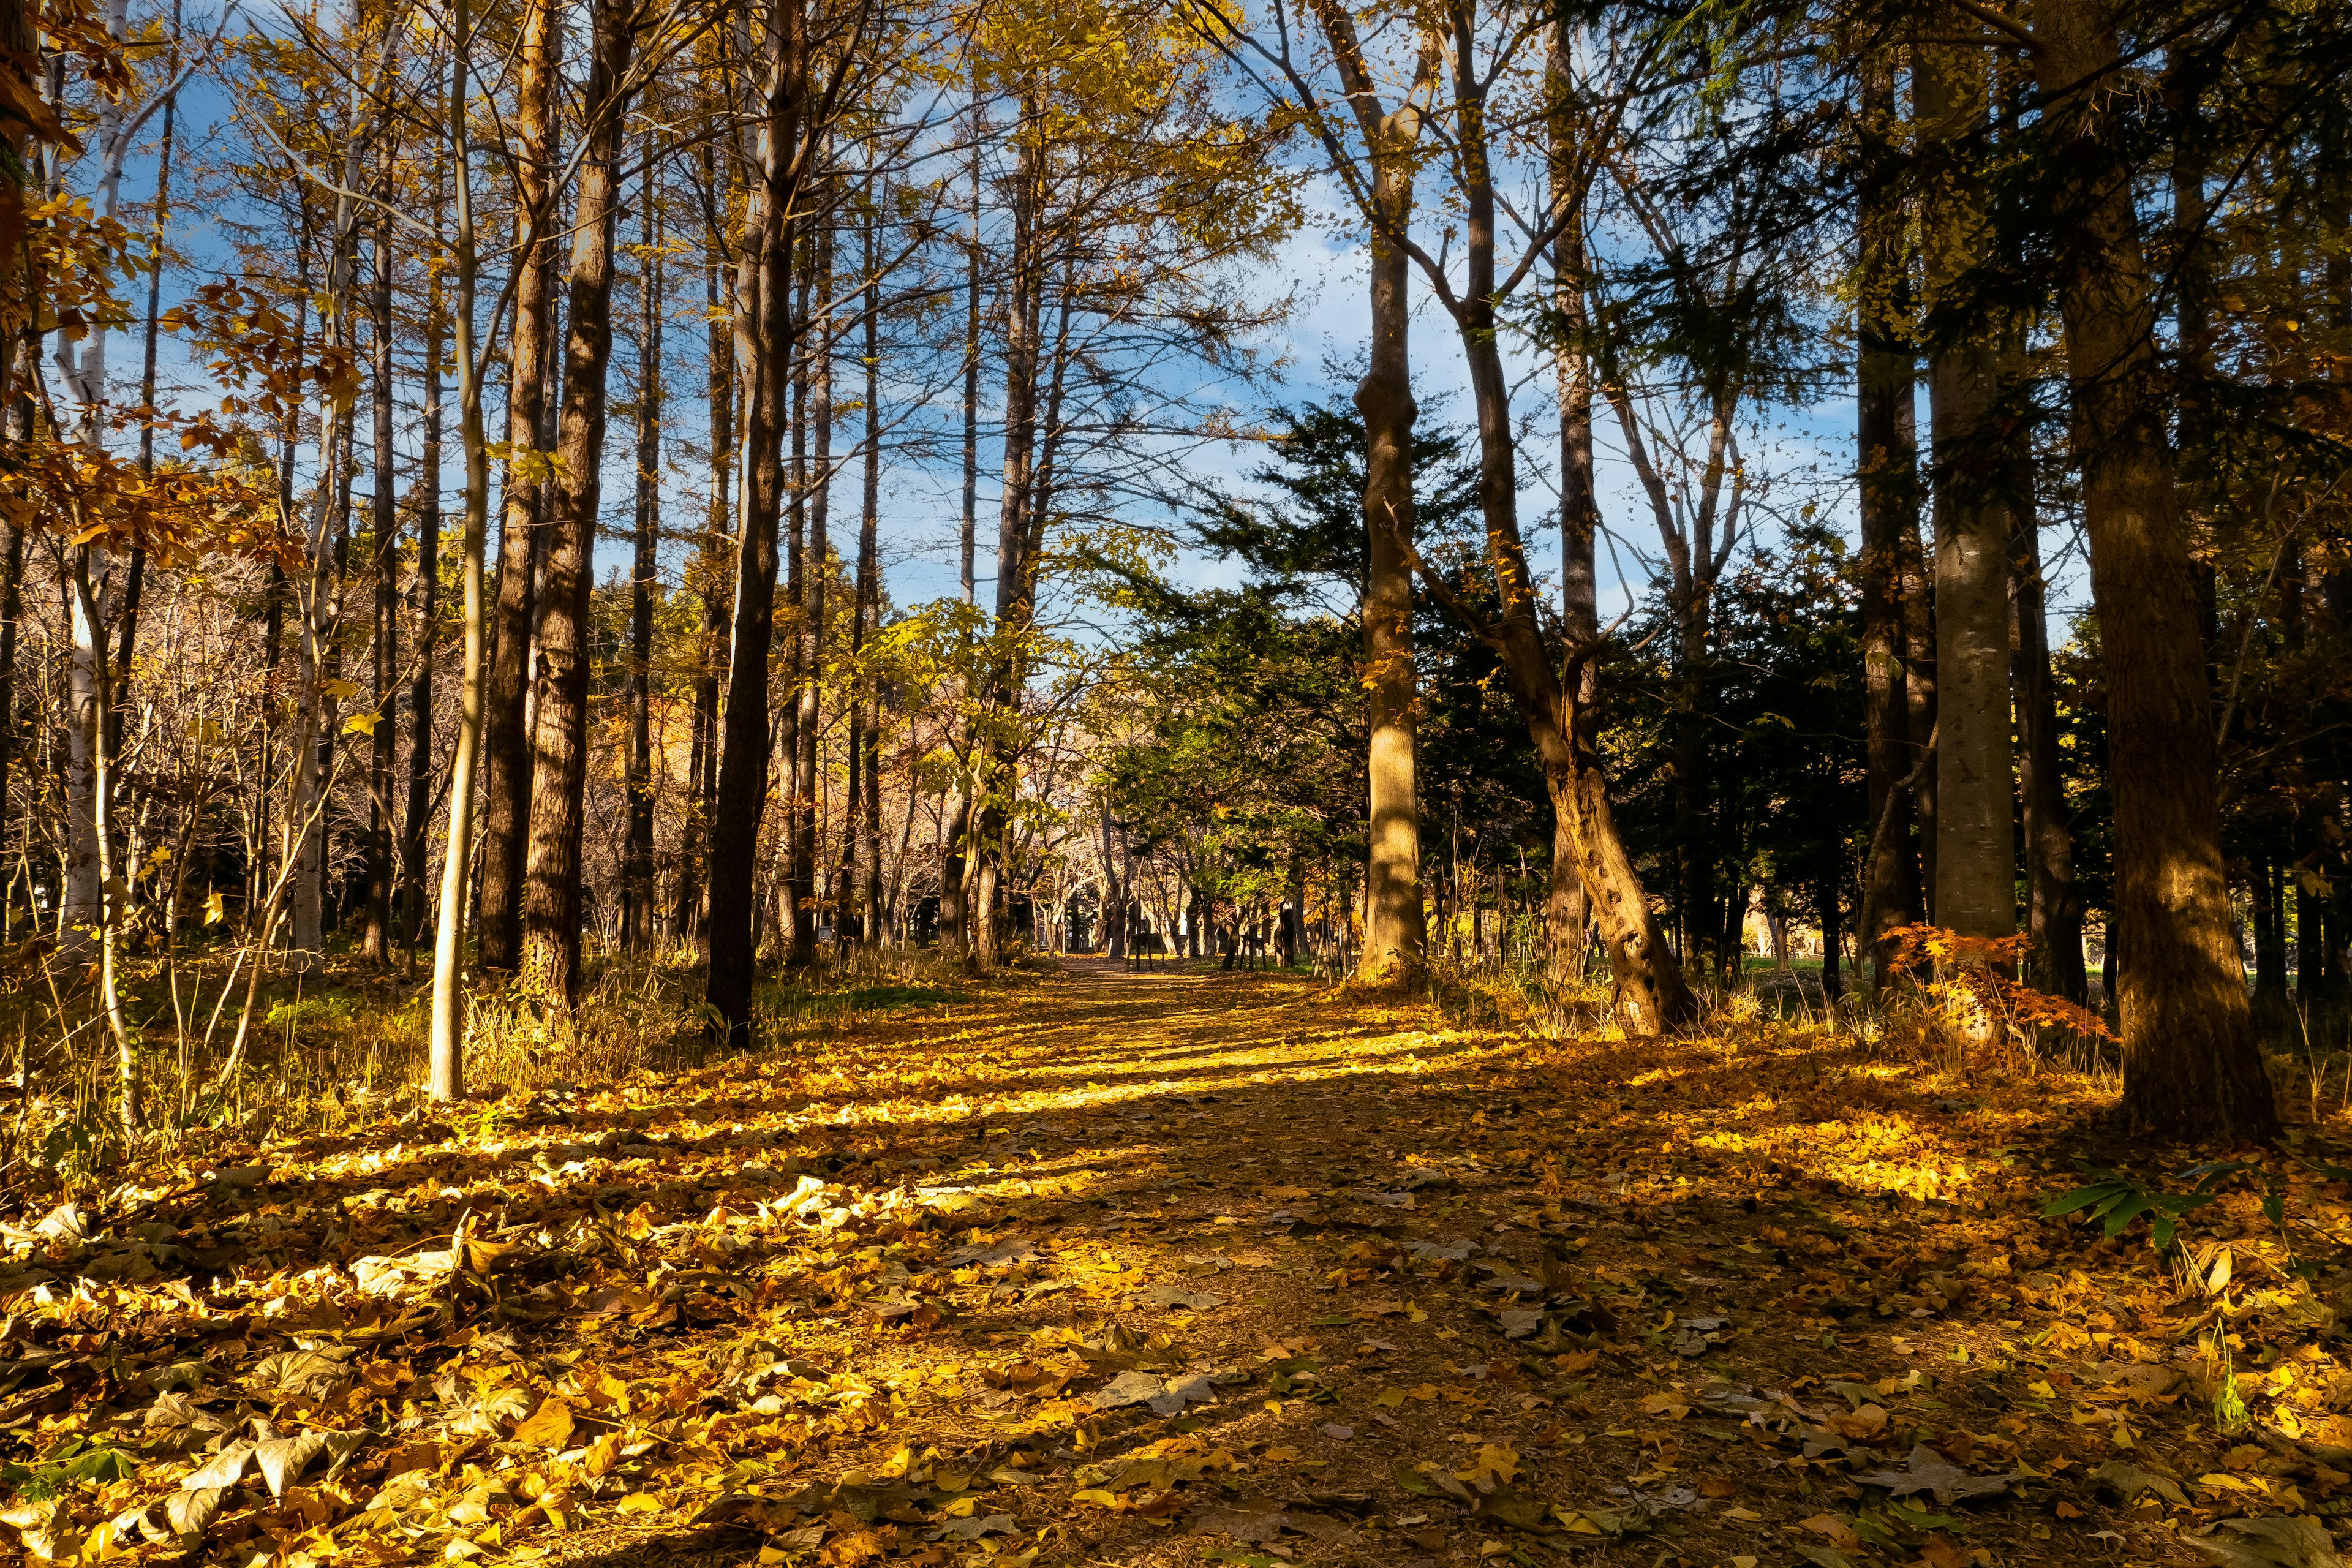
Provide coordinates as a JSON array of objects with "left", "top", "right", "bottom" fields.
[
  {"left": 2041, "top": 1182, "right": 2127, "bottom": 1218},
  {"left": 2102, "top": 1193, "right": 2158, "bottom": 1238}
]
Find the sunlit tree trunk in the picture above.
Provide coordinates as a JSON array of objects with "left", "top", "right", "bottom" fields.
[
  {"left": 522, "top": 0, "right": 635, "bottom": 1005},
  {"left": 429, "top": 0, "right": 492, "bottom": 1101},
  {"left": 2030, "top": 0, "right": 2274, "bottom": 1140},
  {"left": 1311, "top": 3, "right": 1430, "bottom": 982},
  {"left": 1434, "top": 0, "right": 1695, "bottom": 1033},
  {"left": 478, "top": 0, "right": 560, "bottom": 976}
]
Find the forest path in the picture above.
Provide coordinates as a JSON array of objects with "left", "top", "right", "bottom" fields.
[{"left": 1, "top": 962, "right": 2271, "bottom": 1568}]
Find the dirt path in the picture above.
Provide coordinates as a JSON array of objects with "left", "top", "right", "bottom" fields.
[{"left": 1, "top": 960, "right": 2322, "bottom": 1568}]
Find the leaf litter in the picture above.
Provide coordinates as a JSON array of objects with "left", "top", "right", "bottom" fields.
[{"left": 7, "top": 957, "right": 2352, "bottom": 1566}]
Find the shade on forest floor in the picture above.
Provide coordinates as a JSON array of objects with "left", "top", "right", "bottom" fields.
[{"left": 4, "top": 958, "right": 2350, "bottom": 1568}]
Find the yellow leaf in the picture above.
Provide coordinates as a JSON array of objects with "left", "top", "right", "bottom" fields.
[
  {"left": 320, "top": 678, "right": 359, "bottom": 702},
  {"left": 511, "top": 1396, "right": 575, "bottom": 1450},
  {"left": 616, "top": 1494, "right": 662, "bottom": 1515},
  {"left": 344, "top": 710, "right": 380, "bottom": 735},
  {"left": 1073, "top": 1488, "right": 1117, "bottom": 1507}
]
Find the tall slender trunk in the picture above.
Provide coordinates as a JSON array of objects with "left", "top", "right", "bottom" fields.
[
  {"left": 2030, "top": 0, "right": 2274, "bottom": 1140},
  {"left": 679, "top": 156, "right": 733, "bottom": 944},
  {"left": 2011, "top": 497, "right": 2084, "bottom": 1002},
  {"left": 960, "top": 82, "right": 981, "bottom": 609},
  {"left": 707, "top": 0, "right": 810, "bottom": 1044},
  {"left": 622, "top": 144, "right": 661, "bottom": 948},
  {"left": 1430, "top": 2, "right": 1694, "bottom": 1033},
  {"left": 790, "top": 210, "right": 832, "bottom": 965},
  {"left": 363, "top": 213, "right": 398, "bottom": 965},
  {"left": 1547, "top": 44, "right": 1594, "bottom": 977},
  {"left": 429, "top": 0, "right": 491, "bottom": 1101},
  {"left": 477, "top": 0, "right": 560, "bottom": 975},
  {"left": 854, "top": 202, "right": 882, "bottom": 943},
  {"left": 521, "top": 0, "right": 635, "bottom": 1005},
  {"left": 1917, "top": 46, "right": 2014, "bottom": 944},
  {"left": 114, "top": 0, "right": 177, "bottom": 780},
  {"left": 1856, "top": 51, "right": 1919, "bottom": 977},
  {"left": 974, "top": 115, "right": 1048, "bottom": 971},
  {"left": 1312, "top": 4, "right": 1430, "bottom": 982},
  {"left": 942, "top": 82, "right": 982, "bottom": 952},
  {"left": 402, "top": 165, "right": 445, "bottom": 958}
]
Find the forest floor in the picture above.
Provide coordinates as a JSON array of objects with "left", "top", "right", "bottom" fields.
[{"left": 7, "top": 956, "right": 2352, "bottom": 1568}]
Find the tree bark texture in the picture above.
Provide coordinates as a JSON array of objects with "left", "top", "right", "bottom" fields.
[
  {"left": 707, "top": 0, "right": 809, "bottom": 1044},
  {"left": 520, "top": 0, "right": 634, "bottom": 1004},
  {"left": 2031, "top": 0, "right": 2275, "bottom": 1140},
  {"left": 1917, "top": 45, "right": 2015, "bottom": 944},
  {"left": 478, "top": 0, "right": 560, "bottom": 974},
  {"left": 1316, "top": 2, "right": 1428, "bottom": 981}
]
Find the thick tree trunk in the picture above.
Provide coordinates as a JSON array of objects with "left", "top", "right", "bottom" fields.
[
  {"left": 1314, "top": 10, "right": 1430, "bottom": 982},
  {"left": 622, "top": 148, "right": 660, "bottom": 949},
  {"left": 478, "top": 0, "right": 559, "bottom": 975},
  {"left": 2031, "top": 0, "right": 2274, "bottom": 1141},
  {"left": 521, "top": 0, "right": 635, "bottom": 1005},
  {"left": 707, "top": 0, "right": 810, "bottom": 1044},
  {"left": 1917, "top": 46, "right": 2015, "bottom": 945},
  {"left": 363, "top": 216, "right": 398, "bottom": 966},
  {"left": 1856, "top": 52, "right": 1919, "bottom": 979}
]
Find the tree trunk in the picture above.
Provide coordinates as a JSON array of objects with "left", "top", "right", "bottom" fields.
[
  {"left": 1431, "top": 18, "right": 1697, "bottom": 1035},
  {"left": 856, "top": 203, "right": 883, "bottom": 943},
  {"left": 790, "top": 212, "right": 832, "bottom": 966},
  {"left": 1547, "top": 77, "right": 1594, "bottom": 979},
  {"left": 1856, "top": 51, "right": 1919, "bottom": 978},
  {"left": 1917, "top": 45, "right": 2014, "bottom": 946},
  {"left": 1904, "top": 488, "right": 1938, "bottom": 921},
  {"left": 2030, "top": 0, "right": 2275, "bottom": 1141},
  {"left": 621, "top": 142, "right": 660, "bottom": 949},
  {"left": 707, "top": 0, "right": 810, "bottom": 1045},
  {"left": 677, "top": 150, "right": 733, "bottom": 946},
  {"left": 363, "top": 214, "right": 398, "bottom": 966},
  {"left": 428, "top": 0, "right": 492, "bottom": 1101},
  {"left": 477, "top": 0, "right": 560, "bottom": 976},
  {"left": 2011, "top": 482, "right": 2086, "bottom": 1004},
  {"left": 2252, "top": 857, "right": 2288, "bottom": 1027},
  {"left": 403, "top": 168, "right": 445, "bottom": 960},
  {"left": 1314, "top": 7, "right": 1429, "bottom": 982},
  {"left": 521, "top": 0, "right": 635, "bottom": 1005}
]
